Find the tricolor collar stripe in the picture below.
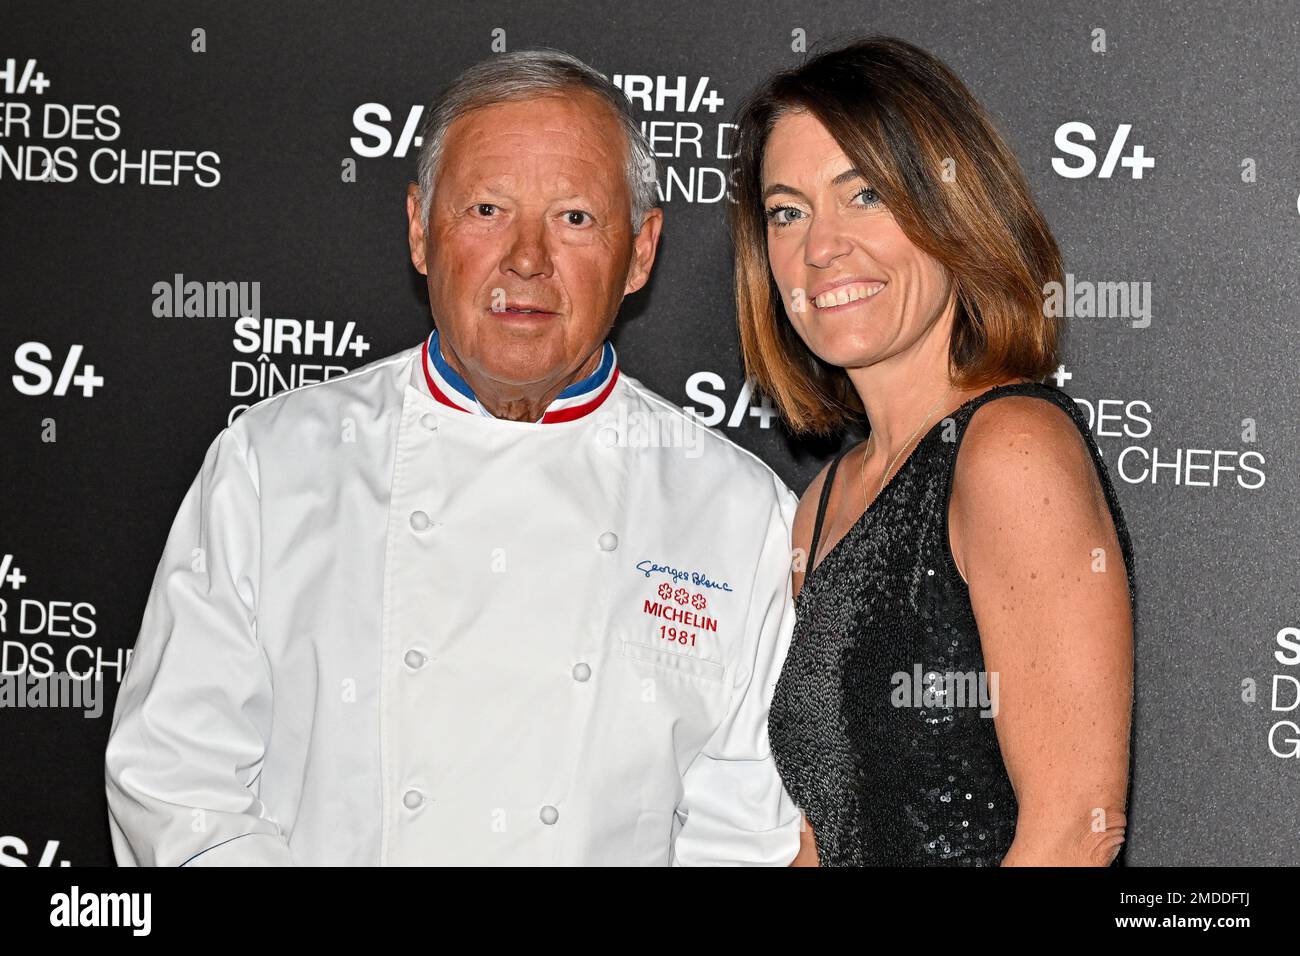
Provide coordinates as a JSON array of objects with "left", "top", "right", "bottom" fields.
[
  {"left": 426, "top": 331, "right": 477, "bottom": 404},
  {"left": 421, "top": 330, "right": 619, "bottom": 423},
  {"left": 556, "top": 338, "right": 614, "bottom": 399},
  {"left": 421, "top": 354, "right": 476, "bottom": 414},
  {"left": 421, "top": 334, "right": 479, "bottom": 415},
  {"left": 540, "top": 367, "right": 620, "bottom": 423}
]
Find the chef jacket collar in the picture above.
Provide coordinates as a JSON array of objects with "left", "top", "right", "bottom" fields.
[{"left": 421, "top": 328, "right": 619, "bottom": 425}]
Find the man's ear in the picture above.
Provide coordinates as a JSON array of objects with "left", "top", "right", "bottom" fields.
[
  {"left": 623, "top": 206, "right": 663, "bottom": 296},
  {"left": 405, "top": 182, "right": 428, "bottom": 275}
]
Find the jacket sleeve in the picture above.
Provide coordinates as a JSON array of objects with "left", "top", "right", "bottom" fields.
[
  {"left": 104, "top": 425, "right": 294, "bottom": 866},
  {"left": 670, "top": 475, "right": 803, "bottom": 866}
]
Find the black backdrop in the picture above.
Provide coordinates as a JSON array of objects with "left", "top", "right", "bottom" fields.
[{"left": 3, "top": 1, "right": 1299, "bottom": 866}]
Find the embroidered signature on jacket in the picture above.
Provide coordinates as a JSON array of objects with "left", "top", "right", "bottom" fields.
[{"left": 635, "top": 560, "right": 734, "bottom": 592}]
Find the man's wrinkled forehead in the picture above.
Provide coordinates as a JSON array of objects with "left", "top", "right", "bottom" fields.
[{"left": 436, "top": 93, "right": 628, "bottom": 200}]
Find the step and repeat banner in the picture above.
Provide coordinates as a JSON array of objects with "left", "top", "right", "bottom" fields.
[{"left": 2, "top": 1, "right": 1298, "bottom": 867}]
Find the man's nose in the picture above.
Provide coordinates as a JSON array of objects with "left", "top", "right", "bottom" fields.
[{"left": 500, "top": 216, "right": 554, "bottom": 279}]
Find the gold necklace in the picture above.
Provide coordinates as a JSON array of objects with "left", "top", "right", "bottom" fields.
[{"left": 861, "top": 384, "right": 955, "bottom": 514}]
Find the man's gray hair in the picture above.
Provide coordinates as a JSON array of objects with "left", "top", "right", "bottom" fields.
[{"left": 414, "top": 49, "right": 658, "bottom": 231}]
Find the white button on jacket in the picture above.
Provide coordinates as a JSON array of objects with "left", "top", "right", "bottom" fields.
[{"left": 105, "top": 334, "right": 803, "bottom": 866}]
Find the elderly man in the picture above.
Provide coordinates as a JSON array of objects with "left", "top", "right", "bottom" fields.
[{"left": 105, "top": 49, "right": 802, "bottom": 866}]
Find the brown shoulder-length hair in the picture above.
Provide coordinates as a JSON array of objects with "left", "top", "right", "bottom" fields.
[{"left": 728, "top": 35, "right": 1063, "bottom": 436}]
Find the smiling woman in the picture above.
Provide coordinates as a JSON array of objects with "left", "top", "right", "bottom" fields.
[{"left": 728, "top": 35, "right": 1136, "bottom": 868}]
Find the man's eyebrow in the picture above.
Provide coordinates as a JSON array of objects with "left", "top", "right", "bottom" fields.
[
  {"left": 449, "top": 184, "right": 600, "bottom": 206},
  {"left": 451, "top": 182, "right": 511, "bottom": 198},
  {"left": 762, "top": 168, "right": 865, "bottom": 202}
]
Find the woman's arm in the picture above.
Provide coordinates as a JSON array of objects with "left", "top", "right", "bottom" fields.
[
  {"left": 789, "top": 813, "right": 821, "bottom": 866},
  {"left": 949, "top": 397, "right": 1134, "bottom": 866}
]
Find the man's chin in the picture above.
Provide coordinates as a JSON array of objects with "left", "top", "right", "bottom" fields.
[{"left": 467, "top": 345, "right": 574, "bottom": 392}]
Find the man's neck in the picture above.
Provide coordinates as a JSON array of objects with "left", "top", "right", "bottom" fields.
[{"left": 440, "top": 338, "right": 607, "bottom": 423}]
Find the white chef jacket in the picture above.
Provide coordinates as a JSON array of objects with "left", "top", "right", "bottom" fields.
[{"left": 104, "top": 331, "right": 803, "bottom": 866}]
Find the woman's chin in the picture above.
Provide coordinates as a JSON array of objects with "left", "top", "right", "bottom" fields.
[{"left": 803, "top": 339, "right": 884, "bottom": 372}]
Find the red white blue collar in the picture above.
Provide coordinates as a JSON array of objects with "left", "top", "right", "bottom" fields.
[{"left": 421, "top": 329, "right": 619, "bottom": 424}]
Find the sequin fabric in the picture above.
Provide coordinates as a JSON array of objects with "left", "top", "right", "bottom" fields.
[{"left": 769, "top": 382, "right": 1137, "bottom": 866}]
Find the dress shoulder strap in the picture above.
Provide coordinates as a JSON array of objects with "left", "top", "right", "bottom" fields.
[{"left": 807, "top": 443, "right": 855, "bottom": 571}]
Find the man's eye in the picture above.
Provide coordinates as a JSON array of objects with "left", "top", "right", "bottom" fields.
[
  {"left": 564, "top": 210, "right": 592, "bottom": 226},
  {"left": 474, "top": 203, "right": 497, "bottom": 217}
]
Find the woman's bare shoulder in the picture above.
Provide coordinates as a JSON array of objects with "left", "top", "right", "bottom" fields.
[{"left": 949, "top": 394, "right": 1114, "bottom": 586}]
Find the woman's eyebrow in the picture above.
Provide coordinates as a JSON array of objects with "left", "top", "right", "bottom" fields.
[
  {"left": 762, "top": 168, "right": 864, "bottom": 201},
  {"left": 762, "top": 182, "right": 804, "bottom": 202}
]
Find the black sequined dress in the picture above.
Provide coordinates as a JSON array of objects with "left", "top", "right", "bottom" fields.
[{"left": 768, "top": 382, "right": 1136, "bottom": 866}]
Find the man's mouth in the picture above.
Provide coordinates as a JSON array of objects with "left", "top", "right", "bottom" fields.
[{"left": 491, "top": 302, "right": 557, "bottom": 316}]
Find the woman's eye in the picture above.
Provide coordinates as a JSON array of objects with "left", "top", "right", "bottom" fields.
[
  {"left": 564, "top": 210, "right": 592, "bottom": 226},
  {"left": 853, "top": 186, "right": 882, "bottom": 208},
  {"left": 765, "top": 205, "right": 804, "bottom": 228}
]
